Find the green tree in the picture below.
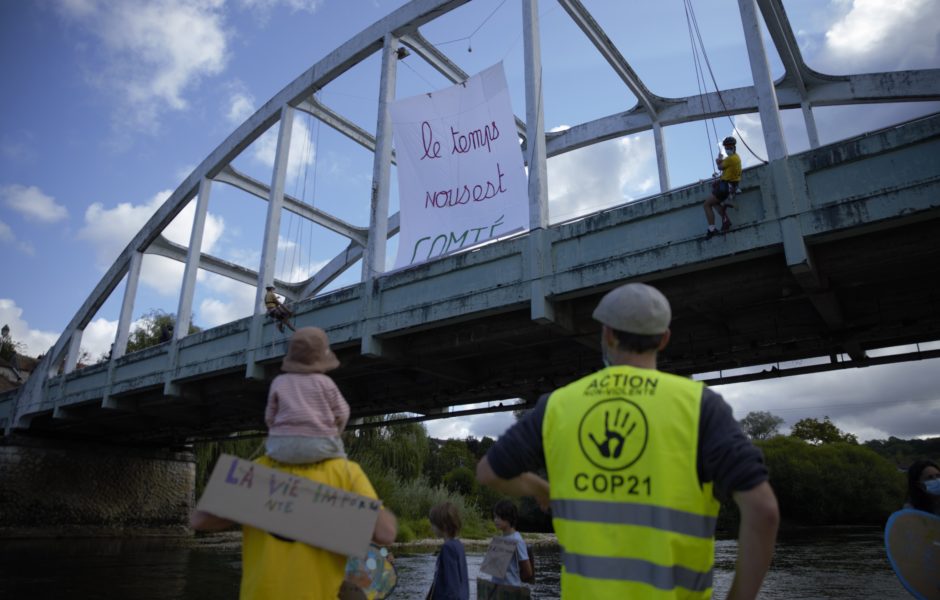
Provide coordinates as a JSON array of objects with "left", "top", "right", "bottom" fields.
[
  {"left": 790, "top": 416, "right": 858, "bottom": 445},
  {"left": 865, "top": 435, "right": 940, "bottom": 468},
  {"left": 443, "top": 466, "right": 477, "bottom": 496},
  {"left": 344, "top": 416, "right": 430, "bottom": 482},
  {"left": 194, "top": 435, "right": 263, "bottom": 498},
  {"left": 0, "top": 327, "right": 25, "bottom": 361},
  {"left": 426, "top": 439, "right": 476, "bottom": 486},
  {"left": 126, "top": 309, "right": 200, "bottom": 354},
  {"left": 464, "top": 436, "right": 496, "bottom": 460},
  {"left": 739, "top": 411, "right": 784, "bottom": 440},
  {"left": 759, "top": 436, "right": 903, "bottom": 524}
]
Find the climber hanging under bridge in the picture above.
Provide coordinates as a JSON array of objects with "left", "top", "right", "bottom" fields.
[
  {"left": 703, "top": 136, "right": 741, "bottom": 239},
  {"left": 265, "top": 285, "right": 295, "bottom": 333},
  {"left": 681, "top": 0, "right": 765, "bottom": 240}
]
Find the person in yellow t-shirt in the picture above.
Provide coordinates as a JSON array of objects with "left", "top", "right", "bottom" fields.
[
  {"left": 703, "top": 136, "right": 742, "bottom": 239},
  {"left": 190, "top": 457, "right": 397, "bottom": 600}
]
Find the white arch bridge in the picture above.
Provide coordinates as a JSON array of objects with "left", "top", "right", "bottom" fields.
[{"left": 3, "top": 0, "right": 939, "bottom": 443}]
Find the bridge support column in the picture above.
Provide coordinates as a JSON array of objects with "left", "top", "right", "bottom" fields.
[
  {"left": 361, "top": 32, "right": 400, "bottom": 358},
  {"left": 738, "top": 0, "right": 787, "bottom": 160},
  {"left": 0, "top": 435, "right": 195, "bottom": 536},
  {"left": 767, "top": 157, "right": 864, "bottom": 361},
  {"left": 247, "top": 105, "right": 295, "bottom": 379}
]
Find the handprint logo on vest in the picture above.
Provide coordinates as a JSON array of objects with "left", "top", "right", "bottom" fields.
[{"left": 578, "top": 398, "right": 648, "bottom": 471}]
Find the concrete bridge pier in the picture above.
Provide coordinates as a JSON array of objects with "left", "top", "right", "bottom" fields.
[{"left": 0, "top": 435, "right": 195, "bottom": 536}]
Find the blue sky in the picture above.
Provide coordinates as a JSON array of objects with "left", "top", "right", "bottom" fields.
[{"left": 1, "top": 0, "right": 938, "bottom": 442}]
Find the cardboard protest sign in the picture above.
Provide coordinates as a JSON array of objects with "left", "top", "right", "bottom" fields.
[
  {"left": 479, "top": 536, "right": 518, "bottom": 579},
  {"left": 196, "top": 454, "right": 380, "bottom": 557},
  {"left": 390, "top": 62, "right": 529, "bottom": 268}
]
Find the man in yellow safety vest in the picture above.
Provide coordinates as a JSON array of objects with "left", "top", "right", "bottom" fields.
[{"left": 477, "top": 282, "right": 779, "bottom": 599}]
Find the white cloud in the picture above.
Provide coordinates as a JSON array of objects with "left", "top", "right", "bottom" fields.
[
  {"left": 820, "top": 0, "right": 940, "bottom": 72},
  {"left": 278, "top": 259, "right": 330, "bottom": 284},
  {"left": 424, "top": 402, "right": 523, "bottom": 440},
  {"left": 199, "top": 297, "right": 247, "bottom": 328},
  {"left": 0, "top": 299, "right": 59, "bottom": 358},
  {"left": 716, "top": 358, "right": 940, "bottom": 441},
  {"left": 724, "top": 0, "right": 940, "bottom": 156},
  {"left": 227, "top": 90, "right": 256, "bottom": 125},
  {"left": 725, "top": 115, "right": 768, "bottom": 167},
  {"left": 77, "top": 189, "right": 225, "bottom": 295},
  {"left": 434, "top": 358, "right": 940, "bottom": 443},
  {"left": 252, "top": 118, "right": 317, "bottom": 184},
  {"left": 221, "top": 246, "right": 262, "bottom": 270},
  {"left": 80, "top": 317, "right": 119, "bottom": 361},
  {"left": 198, "top": 272, "right": 257, "bottom": 326},
  {"left": 0, "top": 219, "right": 36, "bottom": 255},
  {"left": 547, "top": 134, "right": 657, "bottom": 223},
  {"left": 1, "top": 184, "right": 68, "bottom": 223},
  {"left": 57, "top": 0, "right": 229, "bottom": 129}
]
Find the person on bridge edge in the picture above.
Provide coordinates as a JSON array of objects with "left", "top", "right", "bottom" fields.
[
  {"left": 264, "top": 284, "right": 295, "bottom": 332},
  {"left": 476, "top": 282, "right": 779, "bottom": 600},
  {"left": 264, "top": 326, "right": 350, "bottom": 465},
  {"left": 703, "top": 136, "right": 742, "bottom": 239}
]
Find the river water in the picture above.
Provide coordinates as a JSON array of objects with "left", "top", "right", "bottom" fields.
[{"left": 0, "top": 527, "right": 912, "bottom": 599}]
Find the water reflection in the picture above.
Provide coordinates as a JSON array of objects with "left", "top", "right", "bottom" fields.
[{"left": 0, "top": 528, "right": 910, "bottom": 599}]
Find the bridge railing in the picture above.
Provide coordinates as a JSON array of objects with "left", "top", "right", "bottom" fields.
[{"left": 5, "top": 111, "right": 938, "bottom": 435}]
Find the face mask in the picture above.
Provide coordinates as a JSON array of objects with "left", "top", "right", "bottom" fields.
[
  {"left": 925, "top": 479, "right": 940, "bottom": 496},
  {"left": 600, "top": 335, "right": 611, "bottom": 367}
]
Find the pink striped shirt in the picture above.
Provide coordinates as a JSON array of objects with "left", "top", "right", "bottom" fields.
[{"left": 265, "top": 373, "right": 350, "bottom": 437}]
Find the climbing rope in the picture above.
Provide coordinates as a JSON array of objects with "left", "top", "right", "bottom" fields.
[
  {"left": 307, "top": 93, "right": 322, "bottom": 278},
  {"left": 683, "top": 0, "right": 719, "bottom": 171},
  {"left": 682, "top": 0, "right": 768, "bottom": 165},
  {"left": 431, "top": 0, "right": 508, "bottom": 53}
]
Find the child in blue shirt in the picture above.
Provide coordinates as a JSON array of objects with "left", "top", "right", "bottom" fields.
[{"left": 428, "top": 501, "right": 469, "bottom": 600}]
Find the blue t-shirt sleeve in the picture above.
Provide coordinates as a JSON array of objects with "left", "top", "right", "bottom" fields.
[
  {"left": 432, "top": 540, "right": 468, "bottom": 599},
  {"left": 485, "top": 394, "right": 549, "bottom": 479},
  {"left": 697, "top": 388, "right": 769, "bottom": 500},
  {"left": 514, "top": 532, "right": 528, "bottom": 561}
]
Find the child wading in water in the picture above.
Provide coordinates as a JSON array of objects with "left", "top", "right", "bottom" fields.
[
  {"left": 490, "top": 500, "right": 534, "bottom": 586},
  {"left": 428, "top": 501, "right": 469, "bottom": 600},
  {"left": 265, "top": 327, "right": 349, "bottom": 464}
]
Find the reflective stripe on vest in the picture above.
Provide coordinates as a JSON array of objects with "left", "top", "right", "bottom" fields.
[
  {"left": 542, "top": 365, "right": 720, "bottom": 599},
  {"left": 562, "top": 551, "right": 713, "bottom": 592},
  {"left": 551, "top": 498, "right": 717, "bottom": 538}
]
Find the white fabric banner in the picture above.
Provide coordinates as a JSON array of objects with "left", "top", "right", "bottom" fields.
[{"left": 390, "top": 62, "right": 529, "bottom": 268}]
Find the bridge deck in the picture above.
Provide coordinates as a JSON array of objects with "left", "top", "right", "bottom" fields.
[{"left": 3, "top": 113, "right": 939, "bottom": 443}]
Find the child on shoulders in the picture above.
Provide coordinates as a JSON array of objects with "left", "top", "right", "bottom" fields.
[{"left": 265, "top": 327, "right": 349, "bottom": 464}]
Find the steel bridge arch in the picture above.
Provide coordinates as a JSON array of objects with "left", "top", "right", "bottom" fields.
[{"left": 14, "top": 0, "right": 940, "bottom": 428}]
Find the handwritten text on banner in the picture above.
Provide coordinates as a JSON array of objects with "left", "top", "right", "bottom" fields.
[{"left": 390, "top": 62, "right": 529, "bottom": 268}]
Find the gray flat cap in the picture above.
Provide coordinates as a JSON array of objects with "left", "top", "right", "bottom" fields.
[{"left": 592, "top": 283, "right": 671, "bottom": 335}]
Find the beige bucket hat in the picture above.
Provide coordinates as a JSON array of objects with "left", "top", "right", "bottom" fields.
[{"left": 281, "top": 327, "right": 340, "bottom": 373}]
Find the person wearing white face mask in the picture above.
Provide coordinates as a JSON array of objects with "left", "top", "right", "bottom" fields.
[
  {"left": 476, "top": 282, "right": 780, "bottom": 600},
  {"left": 905, "top": 460, "right": 940, "bottom": 515}
]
